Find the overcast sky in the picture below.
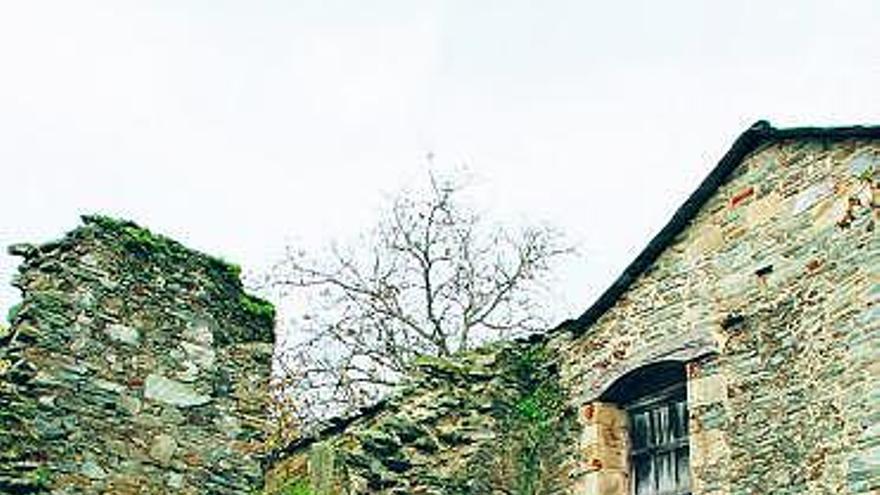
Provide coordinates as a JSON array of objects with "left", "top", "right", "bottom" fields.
[{"left": 1, "top": 1, "right": 878, "bottom": 331}]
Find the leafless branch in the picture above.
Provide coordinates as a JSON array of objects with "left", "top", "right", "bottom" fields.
[{"left": 267, "top": 170, "right": 574, "bottom": 427}]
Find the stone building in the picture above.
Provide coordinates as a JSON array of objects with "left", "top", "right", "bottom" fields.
[
  {"left": 0, "top": 121, "right": 877, "bottom": 494},
  {"left": 266, "top": 121, "right": 879, "bottom": 494}
]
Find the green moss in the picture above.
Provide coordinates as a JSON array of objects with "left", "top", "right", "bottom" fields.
[
  {"left": 85, "top": 215, "right": 238, "bottom": 282},
  {"left": 239, "top": 293, "right": 276, "bottom": 327},
  {"left": 515, "top": 394, "right": 548, "bottom": 423},
  {"left": 251, "top": 479, "right": 315, "bottom": 495},
  {"left": 309, "top": 442, "right": 336, "bottom": 494},
  {"left": 85, "top": 215, "right": 247, "bottom": 285},
  {"left": 208, "top": 256, "right": 243, "bottom": 283},
  {"left": 411, "top": 355, "right": 468, "bottom": 374},
  {"left": 29, "top": 465, "right": 51, "bottom": 488},
  {"left": 122, "top": 225, "right": 164, "bottom": 255},
  {"left": 83, "top": 214, "right": 184, "bottom": 261},
  {"left": 82, "top": 214, "right": 139, "bottom": 232},
  {"left": 81, "top": 214, "right": 275, "bottom": 343},
  {"left": 6, "top": 302, "right": 21, "bottom": 324},
  {"left": 500, "top": 346, "right": 565, "bottom": 495},
  {"left": 281, "top": 479, "right": 314, "bottom": 495},
  {"left": 411, "top": 350, "right": 492, "bottom": 377}
]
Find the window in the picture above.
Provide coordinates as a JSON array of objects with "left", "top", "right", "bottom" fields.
[
  {"left": 600, "top": 361, "right": 690, "bottom": 495},
  {"left": 626, "top": 383, "right": 689, "bottom": 495}
]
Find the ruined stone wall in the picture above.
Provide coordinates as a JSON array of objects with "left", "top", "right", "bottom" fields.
[
  {"left": 551, "top": 137, "right": 879, "bottom": 494},
  {"left": 0, "top": 215, "right": 275, "bottom": 494},
  {"left": 266, "top": 343, "right": 578, "bottom": 495}
]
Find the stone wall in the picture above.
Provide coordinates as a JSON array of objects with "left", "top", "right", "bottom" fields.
[
  {"left": 0, "top": 215, "right": 275, "bottom": 494},
  {"left": 266, "top": 132, "right": 878, "bottom": 494},
  {"left": 266, "top": 343, "right": 578, "bottom": 495},
  {"left": 551, "top": 136, "right": 879, "bottom": 494}
]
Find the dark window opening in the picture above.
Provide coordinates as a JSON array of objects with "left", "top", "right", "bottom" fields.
[{"left": 601, "top": 362, "right": 690, "bottom": 495}]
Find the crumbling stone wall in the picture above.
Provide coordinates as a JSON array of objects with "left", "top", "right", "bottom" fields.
[
  {"left": 266, "top": 343, "right": 578, "bottom": 495},
  {"left": 0, "top": 215, "right": 275, "bottom": 494}
]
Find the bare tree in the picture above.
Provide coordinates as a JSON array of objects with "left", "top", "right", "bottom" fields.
[{"left": 269, "top": 171, "right": 573, "bottom": 424}]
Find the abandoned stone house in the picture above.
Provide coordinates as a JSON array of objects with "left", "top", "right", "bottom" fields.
[{"left": 0, "top": 121, "right": 877, "bottom": 494}]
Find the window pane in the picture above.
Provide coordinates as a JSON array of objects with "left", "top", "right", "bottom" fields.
[
  {"left": 653, "top": 405, "right": 671, "bottom": 446},
  {"left": 672, "top": 400, "right": 688, "bottom": 440},
  {"left": 656, "top": 452, "right": 675, "bottom": 494},
  {"left": 632, "top": 411, "right": 650, "bottom": 450},
  {"left": 676, "top": 447, "right": 690, "bottom": 490},
  {"left": 634, "top": 454, "right": 655, "bottom": 495}
]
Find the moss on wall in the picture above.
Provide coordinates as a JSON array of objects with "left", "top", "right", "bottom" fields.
[
  {"left": 79, "top": 214, "right": 276, "bottom": 342},
  {"left": 266, "top": 342, "right": 576, "bottom": 494}
]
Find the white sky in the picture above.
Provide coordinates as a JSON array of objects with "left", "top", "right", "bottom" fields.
[{"left": 1, "top": 1, "right": 878, "bottom": 329}]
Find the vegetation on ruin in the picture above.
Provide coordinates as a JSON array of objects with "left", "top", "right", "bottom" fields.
[
  {"left": 280, "top": 480, "right": 314, "bottom": 495},
  {"left": 81, "top": 214, "right": 277, "bottom": 342},
  {"left": 260, "top": 341, "right": 572, "bottom": 494},
  {"left": 268, "top": 170, "right": 573, "bottom": 424},
  {"left": 502, "top": 346, "right": 568, "bottom": 495}
]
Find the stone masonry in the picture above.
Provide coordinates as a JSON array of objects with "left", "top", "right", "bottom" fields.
[
  {"left": 0, "top": 215, "right": 275, "bottom": 494},
  {"left": 549, "top": 131, "right": 879, "bottom": 494},
  {"left": 265, "top": 344, "right": 577, "bottom": 494},
  {"left": 266, "top": 123, "right": 879, "bottom": 494},
  {"left": 0, "top": 123, "right": 876, "bottom": 495}
]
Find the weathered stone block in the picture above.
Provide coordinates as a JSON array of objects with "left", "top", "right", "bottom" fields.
[
  {"left": 105, "top": 323, "right": 140, "bottom": 346},
  {"left": 686, "top": 223, "right": 724, "bottom": 259},
  {"left": 691, "top": 428, "right": 729, "bottom": 468},
  {"left": 688, "top": 373, "right": 728, "bottom": 407},
  {"left": 580, "top": 401, "right": 627, "bottom": 429},
  {"left": 144, "top": 373, "right": 211, "bottom": 407},
  {"left": 745, "top": 191, "right": 783, "bottom": 228},
  {"left": 574, "top": 469, "right": 629, "bottom": 495}
]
